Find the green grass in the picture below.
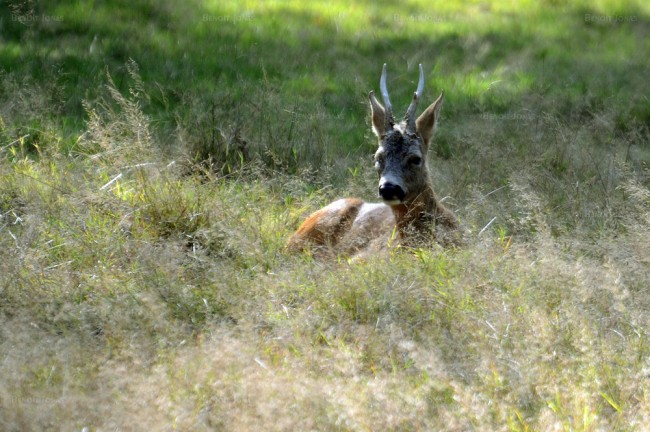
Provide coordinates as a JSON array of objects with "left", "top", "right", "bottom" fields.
[{"left": 1, "top": 0, "right": 650, "bottom": 430}]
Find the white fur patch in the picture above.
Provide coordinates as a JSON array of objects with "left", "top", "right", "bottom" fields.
[
  {"left": 356, "top": 202, "right": 388, "bottom": 221},
  {"left": 325, "top": 199, "right": 349, "bottom": 212}
]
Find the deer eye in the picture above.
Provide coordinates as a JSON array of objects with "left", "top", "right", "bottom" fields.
[
  {"left": 374, "top": 154, "right": 385, "bottom": 170},
  {"left": 409, "top": 156, "right": 422, "bottom": 166}
]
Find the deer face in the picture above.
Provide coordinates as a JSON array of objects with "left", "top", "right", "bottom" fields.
[
  {"left": 374, "top": 129, "right": 427, "bottom": 204},
  {"left": 369, "top": 64, "right": 444, "bottom": 206}
]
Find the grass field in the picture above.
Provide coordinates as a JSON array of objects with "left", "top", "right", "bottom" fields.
[{"left": 1, "top": 0, "right": 650, "bottom": 430}]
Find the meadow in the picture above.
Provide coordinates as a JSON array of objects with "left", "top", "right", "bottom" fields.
[{"left": 1, "top": 0, "right": 650, "bottom": 430}]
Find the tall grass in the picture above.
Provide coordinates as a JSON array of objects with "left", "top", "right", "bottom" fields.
[{"left": 1, "top": 0, "right": 650, "bottom": 430}]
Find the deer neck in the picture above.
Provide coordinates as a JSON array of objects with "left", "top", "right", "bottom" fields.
[{"left": 390, "top": 183, "right": 439, "bottom": 243}]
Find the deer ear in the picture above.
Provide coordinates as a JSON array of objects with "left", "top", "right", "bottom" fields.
[
  {"left": 369, "top": 91, "right": 386, "bottom": 138},
  {"left": 415, "top": 91, "right": 444, "bottom": 147}
]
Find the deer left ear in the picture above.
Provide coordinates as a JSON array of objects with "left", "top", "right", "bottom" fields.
[{"left": 415, "top": 91, "right": 444, "bottom": 148}]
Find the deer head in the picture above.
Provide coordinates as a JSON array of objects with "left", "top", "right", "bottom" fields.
[{"left": 368, "top": 64, "right": 444, "bottom": 205}]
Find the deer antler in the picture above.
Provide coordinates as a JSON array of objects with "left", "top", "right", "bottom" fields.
[
  {"left": 405, "top": 64, "right": 425, "bottom": 133},
  {"left": 380, "top": 63, "right": 394, "bottom": 131}
]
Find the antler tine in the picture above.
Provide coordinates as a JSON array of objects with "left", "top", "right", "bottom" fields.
[
  {"left": 415, "top": 63, "right": 424, "bottom": 98},
  {"left": 379, "top": 63, "right": 393, "bottom": 129},
  {"left": 405, "top": 63, "right": 425, "bottom": 133}
]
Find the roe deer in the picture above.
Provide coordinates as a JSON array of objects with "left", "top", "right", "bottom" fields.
[{"left": 287, "top": 64, "right": 459, "bottom": 257}]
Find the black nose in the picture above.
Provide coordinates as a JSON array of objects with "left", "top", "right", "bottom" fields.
[{"left": 379, "top": 182, "right": 406, "bottom": 202}]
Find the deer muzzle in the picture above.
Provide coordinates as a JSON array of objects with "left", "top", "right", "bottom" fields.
[{"left": 379, "top": 181, "right": 406, "bottom": 204}]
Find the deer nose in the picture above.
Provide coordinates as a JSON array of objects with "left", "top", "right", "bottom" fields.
[{"left": 378, "top": 182, "right": 406, "bottom": 203}]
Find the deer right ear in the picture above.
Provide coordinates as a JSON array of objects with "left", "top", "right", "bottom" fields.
[
  {"left": 369, "top": 91, "right": 386, "bottom": 137},
  {"left": 415, "top": 91, "right": 444, "bottom": 147}
]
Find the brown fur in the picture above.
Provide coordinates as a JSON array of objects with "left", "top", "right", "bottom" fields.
[{"left": 287, "top": 198, "right": 364, "bottom": 251}]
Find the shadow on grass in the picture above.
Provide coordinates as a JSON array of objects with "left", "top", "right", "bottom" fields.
[{"left": 0, "top": 1, "right": 648, "bottom": 166}]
